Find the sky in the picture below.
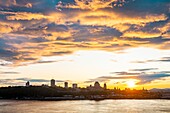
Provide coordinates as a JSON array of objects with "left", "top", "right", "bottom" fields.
[{"left": 0, "top": 0, "right": 170, "bottom": 89}]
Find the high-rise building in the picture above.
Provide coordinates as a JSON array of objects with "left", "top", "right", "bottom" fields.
[
  {"left": 104, "top": 83, "right": 107, "bottom": 89},
  {"left": 26, "top": 81, "right": 30, "bottom": 87},
  {"left": 72, "top": 83, "right": 77, "bottom": 89},
  {"left": 51, "top": 79, "right": 55, "bottom": 87},
  {"left": 64, "top": 82, "right": 68, "bottom": 88}
]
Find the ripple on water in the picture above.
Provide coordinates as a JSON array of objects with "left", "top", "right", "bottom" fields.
[{"left": 0, "top": 99, "right": 169, "bottom": 113}]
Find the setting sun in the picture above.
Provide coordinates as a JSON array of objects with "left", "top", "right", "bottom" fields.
[
  {"left": 127, "top": 80, "right": 136, "bottom": 88},
  {"left": 0, "top": 0, "right": 170, "bottom": 112}
]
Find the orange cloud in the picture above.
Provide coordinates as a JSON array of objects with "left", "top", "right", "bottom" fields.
[
  {"left": 5, "top": 12, "right": 49, "bottom": 21},
  {"left": 57, "top": 0, "right": 122, "bottom": 10},
  {"left": 0, "top": 0, "right": 169, "bottom": 66},
  {"left": 75, "top": 10, "right": 167, "bottom": 26},
  {"left": 0, "top": 21, "right": 21, "bottom": 34},
  {"left": 122, "top": 31, "right": 161, "bottom": 38}
]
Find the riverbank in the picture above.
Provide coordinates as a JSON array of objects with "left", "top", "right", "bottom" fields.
[{"left": 0, "top": 86, "right": 169, "bottom": 101}]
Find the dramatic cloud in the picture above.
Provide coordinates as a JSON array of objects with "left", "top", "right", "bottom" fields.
[
  {"left": 110, "top": 71, "right": 140, "bottom": 75},
  {"left": 16, "top": 78, "right": 50, "bottom": 83},
  {"left": 129, "top": 68, "right": 158, "bottom": 72},
  {"left": 0, "top": 78, "right": 65, "bottom": 86},
  {"left": 132, "top": 57, "right": 170, "bottom": 63},
  {"left": 87, "top": 72, "right": 170, "bottom": 85},
  {"left": 137, "top": 73, "right": 170, "bottom": 84},
  {"left": 0, "top": 0, "right": 169, "bottom": 66}
]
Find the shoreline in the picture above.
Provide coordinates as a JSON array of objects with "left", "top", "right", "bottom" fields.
[
  {"left": 0, "top": 98, "right": 169, "bottom": 101},
  {"left": 1, "top": 86, "right": 169, "bottom": 101}
]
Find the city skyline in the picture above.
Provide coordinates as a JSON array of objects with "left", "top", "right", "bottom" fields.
[
  {"left": 0, "top": 0, "right": 170, "bottom": 90},
  {"left": 7, "top": 78, "right": 147, "bottom": 91}
]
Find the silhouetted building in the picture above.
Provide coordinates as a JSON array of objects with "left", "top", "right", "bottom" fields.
[
  {"left": 51, "top": 79, "right": 55, "bottom": 87},
  {"left": 26, "top": 81, "right": 30, "bottom": 87},
  {"left": 104, "top": 83, "right": 107, "bottom": 89},
  {"left": 64, "top": 82, "right": 68, "bottom": 88},
  {"left": 42, "top": 84, "right": 48, "bottom": 87},
  {"left": 94, "top": 81, "right": 101, "bottom": 89},
  {"left": 72, "top": 83, "right": 77, "bottom": 89}
]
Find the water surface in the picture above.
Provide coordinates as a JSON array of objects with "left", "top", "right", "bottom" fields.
[{"left": 0, "top": 100, "right": 169, "bottom": 113}]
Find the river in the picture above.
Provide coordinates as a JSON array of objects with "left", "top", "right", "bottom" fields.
[{"left": 0, "top": 99, "right": 169, "bottom": 113}]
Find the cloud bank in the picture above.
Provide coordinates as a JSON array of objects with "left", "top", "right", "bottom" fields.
[
  {"left": 86, "top": 71, "right": 170, "bottom": 85},
  {"left": 0, "top": 0, "right": 169, "bottom": 65}
]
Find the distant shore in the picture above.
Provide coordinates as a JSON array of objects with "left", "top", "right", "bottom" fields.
[
  {"left": 0, "top": 86, "right": 170, "bottom": 101},
  {"left": 1, "top": 96, "right": 170, "bottom": 101},
  {"left": 0, "top": 98, "right": 170, "bottom": 101}
]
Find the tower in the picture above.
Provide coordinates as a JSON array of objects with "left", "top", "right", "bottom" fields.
[
  {"left": 26, "top": 81, "right": 30, "bottom": 87},
  {"left": 104, "top": 83, "right": 107, "bottom": 89},
  {"left": 64, "top": 82, "right": 68, "bottom": 88},
  {"left": 51, "top": 79, "right": 55, "bottom": 87},
  {"left": 72, "top": 83, "right": 77, "bottom": 89}
]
